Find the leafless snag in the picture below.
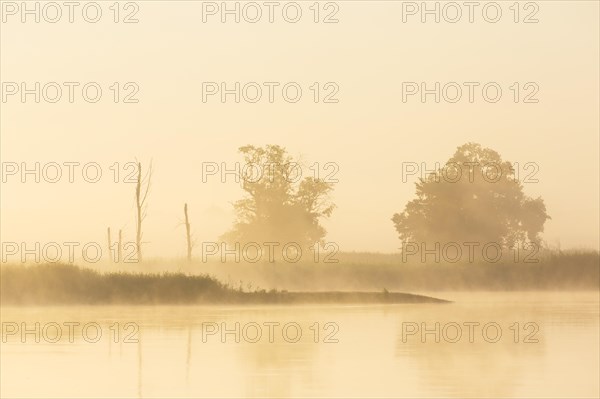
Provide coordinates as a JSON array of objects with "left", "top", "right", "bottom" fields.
[
  {"left": 107, "top": 227, "right": 112, "bottom": 263},
  {"left": 118, "top": 229, "right": 123, "bottom": 263},
  {"left": 184, "top": 203, "right": 193, "bottom": 262},
  {"left": 135, "top": 161, "right": 152, "bottom": 263}
]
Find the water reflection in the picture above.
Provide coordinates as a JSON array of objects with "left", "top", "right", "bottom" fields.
[{"left": 1, "top": 292, "right": 598, "bottom": 398}]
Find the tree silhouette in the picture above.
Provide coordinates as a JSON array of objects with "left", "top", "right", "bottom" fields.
[
  {"left": 221, "top": 145, "right": 335, "bottom": 252},
  {"left": 392, "top": 143, "right": 550, "bottom": 249}
]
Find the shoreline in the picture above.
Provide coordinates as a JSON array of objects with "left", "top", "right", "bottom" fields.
[{"left": 1, "top": 263, "right": 450, "bottom": 305}]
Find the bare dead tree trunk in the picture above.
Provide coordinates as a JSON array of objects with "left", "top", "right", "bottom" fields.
[
  {"left": 118, "top": 229, "right": 123, "bottom": 263},
  {"left": 135, "top": 163, "right": 143, "bottom": 262},
  {"left": 135, "top": 161, "right": 152, "bottom": 263},
  {"left": 107, "top": 227, "right": 112, "bottom": 263},
  {"left": 184, "top": 203, "right": 192, "bottom": 261}
]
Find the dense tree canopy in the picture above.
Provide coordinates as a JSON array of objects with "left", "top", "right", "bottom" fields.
[
  {"left": 392, "top": 143, "right": 550, "bottom": 249},
  {"left": 222, "top": 145, "right": 335, "bottom": 249}
]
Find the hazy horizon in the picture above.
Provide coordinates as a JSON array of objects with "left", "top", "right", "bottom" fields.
[{"left": 1, "top": 2, "right": 599, "bottom": 258}]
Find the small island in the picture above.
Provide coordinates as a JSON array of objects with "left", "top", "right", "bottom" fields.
[{"left": 0, "top": 263, "right": 449, "bottom": 305}]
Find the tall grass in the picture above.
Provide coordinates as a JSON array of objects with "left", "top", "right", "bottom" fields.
[
  {"left": 115, "top": 249, "right": 599, "bottom": 292},
  {"left": 1, "top": 263, "right": 228, "bottom": 305},
  {"left": 1, "top": 263, "right": 449, "bottom": 305},
  {"left": 2, "top": 250, "right": 597, "bottom": 305}
]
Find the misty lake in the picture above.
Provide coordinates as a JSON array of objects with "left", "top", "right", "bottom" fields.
[{"left": 1, "top": 291, "right": 598, "bottom": 398}]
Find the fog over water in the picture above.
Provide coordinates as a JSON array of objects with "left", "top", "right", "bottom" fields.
[{"left": 2, "top": 292, "right": 598, "bottom": 398}]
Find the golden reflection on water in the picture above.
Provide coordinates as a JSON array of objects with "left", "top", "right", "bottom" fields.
[{"left": 1, "top": 292, "right": 598, "bottom": 398}]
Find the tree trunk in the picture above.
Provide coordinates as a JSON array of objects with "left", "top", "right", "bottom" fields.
[
  {"left": 135, "top": 162, "right": 143, "bottom": 262},
  {"left": 184, "top": 203, "right": 192, "bottom": 261},
  {"left": 118, "top": 229, "right": 123, "bottom": 263},
  {"left": 107, "top": 227, "right": 112, "bottom": 263}
]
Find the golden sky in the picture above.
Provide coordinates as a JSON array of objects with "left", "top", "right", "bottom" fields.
[{"left": 1, "top": 1, "right": 598, "bottom": 256}]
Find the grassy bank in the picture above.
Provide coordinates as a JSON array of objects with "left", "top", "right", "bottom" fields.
[
  {"left": 0, "top": 263, "right": 448, "bottom": 305},
  {"left": 2, "top": 250, "right": 597, "bottom": 305},
  {"left": 111, "top": 249, "right": 600, "bottom": 292}
]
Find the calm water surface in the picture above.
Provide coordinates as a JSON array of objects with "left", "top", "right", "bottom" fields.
[{"left": 1, "top": 291, "right": 598, "bottom": 398}]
